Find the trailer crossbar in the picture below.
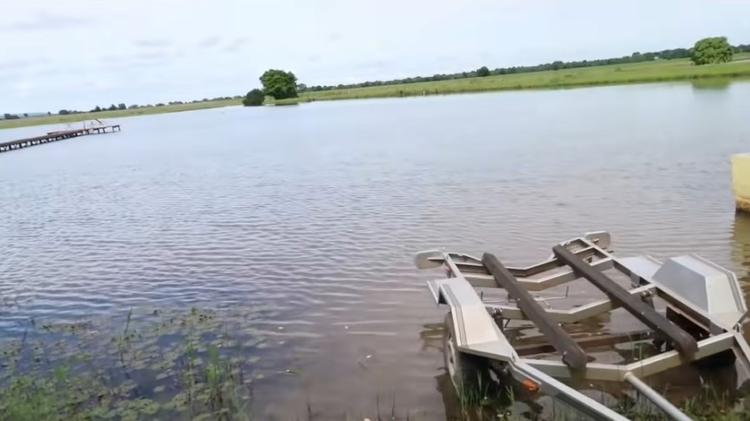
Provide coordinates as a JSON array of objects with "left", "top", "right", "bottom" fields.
[
  {"left": 483, "top": 252, "right": 589, "bottom": 370},
  {"left": 552, "top": 244, "right": 698, "bottom": 359}
]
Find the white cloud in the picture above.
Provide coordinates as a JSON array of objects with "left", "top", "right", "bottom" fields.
[
  {"left": 1, "top": 0, "right": 749, "bottom": 112},
  {"left": 0, "top": 11, "right": 93, "bottom": 32}
]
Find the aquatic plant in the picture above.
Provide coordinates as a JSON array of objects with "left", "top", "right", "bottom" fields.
[{"left": 0, "top": 308, "right": 254, "bottom": 421}]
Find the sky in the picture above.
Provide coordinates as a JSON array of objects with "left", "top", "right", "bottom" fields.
[{"left": 2, "top": 0, "right": 749, "bottom": 113}]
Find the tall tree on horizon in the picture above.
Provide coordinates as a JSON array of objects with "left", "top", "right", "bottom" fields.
[
  {"left": 260, "top": 70, "right": 298, "bottom": 99},
  {"left": 691, "top": 37, "right": 733, "bottom": 65}
]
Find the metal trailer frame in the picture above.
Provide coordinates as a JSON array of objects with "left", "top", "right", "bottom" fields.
[{"left": 416, "top": 232, "right": 750, "bottom": 421}]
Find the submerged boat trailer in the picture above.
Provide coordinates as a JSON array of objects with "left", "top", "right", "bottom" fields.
[{"left": 416, "top": 232, "right": 750, "bottom": 420}]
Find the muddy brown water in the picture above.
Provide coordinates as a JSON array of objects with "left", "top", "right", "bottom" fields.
[{"left": 1, "top": 81, "right": 750, "bottom": 419}]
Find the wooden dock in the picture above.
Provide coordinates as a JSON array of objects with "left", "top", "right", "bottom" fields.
[{"left": 0, "top": 124, "right": 121, "bottom": 154}]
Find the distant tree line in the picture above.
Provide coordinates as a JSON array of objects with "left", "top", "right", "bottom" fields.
[
  {"left": 1, "top": 112, "right": 49, "bottom": 120},
  {"left": 5, "top": 95, "right": 246, "bottom": 119},
  {"left": 55, "top": 96, "right": 242, "bottom": 116},
  {"left": 301, "top": 42, "right": 750, "bottom": 92},
  {"left": 87, "top": 104, "right": 127, "bottom": 112}
]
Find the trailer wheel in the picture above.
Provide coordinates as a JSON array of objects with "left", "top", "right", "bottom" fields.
[{"left": 443, "top": 313, "right": 489, "bottom": 396}]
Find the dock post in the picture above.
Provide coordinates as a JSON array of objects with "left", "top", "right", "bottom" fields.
[{"left": 732, "top": 154, "right": 750, "bottom": 213}]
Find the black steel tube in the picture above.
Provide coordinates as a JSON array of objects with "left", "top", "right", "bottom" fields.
[
  {"left": 552, "top": 244, "right": 697, "bottom": 358},
  {"left": 482, "top": 252, "right": 589, "bottom": 370}
]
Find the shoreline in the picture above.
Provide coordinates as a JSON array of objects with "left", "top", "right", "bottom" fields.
[
  {"left": 0, "top": 98, "right": 240, "bottom": 131},
  {"left": 3, "top": 55, "right": 749, "bottom": 130},
  {"left": 280, "top": 71, "right": 750, "bottom": 105},
  {"left": 279, "top": 55, "right": 750, "bottom": 105}
]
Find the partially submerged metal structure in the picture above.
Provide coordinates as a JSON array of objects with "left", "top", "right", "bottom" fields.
[{"left": 416, "top": 232, "right": 750, "bottom": 420}]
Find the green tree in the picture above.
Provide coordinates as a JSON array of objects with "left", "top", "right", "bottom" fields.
[
  {"left": 476, "top": 66, "right": 490, "bottom": 77},
  {"left": 691, "top": 37, "right": 733, "bottom": 65},
  {"left": 242, "top": 89, "right": 265, "bottom": 106},
  {"left": 260, "top": 69, "right": 298, "bottom": 99}
]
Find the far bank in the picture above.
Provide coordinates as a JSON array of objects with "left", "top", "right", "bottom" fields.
[
  {"left": 0, "top": 99, "right": 240, "bottom": 130},
  {"left": 3, "top": 54, "right": 749, "bottom": 130},
  {"left": 278, "top": 54, "right": 750, "bottom": 104}
]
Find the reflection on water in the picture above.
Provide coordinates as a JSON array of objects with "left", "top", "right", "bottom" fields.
[
  {"left": 733, "top": 212, "right": 750, "bottom": 342},
  {"left": 2, "top": 81, "right": 750, "bottom": 418},
  {"left": 691, "top": 78, "right": 732, "bottom": 91},
  {"left": 732, "top": 212, "right": 750, "bottom": 282}
]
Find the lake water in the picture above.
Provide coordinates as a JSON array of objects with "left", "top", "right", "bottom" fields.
[{"left": 2, "top": 81, "right": 750, "bottom": 419}]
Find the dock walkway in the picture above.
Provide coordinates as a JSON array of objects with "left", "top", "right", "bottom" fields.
[{"left": 0, "top": 124, "right": 121, "bottom": 154}]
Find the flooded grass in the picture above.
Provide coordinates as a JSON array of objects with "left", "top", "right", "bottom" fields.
[
  {"left": 0, "top": 308, "right": 254, "bottom": 421},
  {"left": 2, "top": 309, "right": 749, "bottom": 421},
  {"left": 614, "top": 384, "right": 750, "bottom": 421},
  {"left": 445, "top": 381, "right": 750, "bottom": 421}
]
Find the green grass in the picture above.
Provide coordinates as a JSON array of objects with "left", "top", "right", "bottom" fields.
[
  {"left": 0, "top": 308, "right": 253, "bottom": 421},
  {"left": 277, "top": 53, "right": 750, "bottom": 105},
  {"left": 0, "top": 99, "right": 240, "bottom": 130},
  {"left": 4, "top": 54, "right": 750, "bottom": 130}
]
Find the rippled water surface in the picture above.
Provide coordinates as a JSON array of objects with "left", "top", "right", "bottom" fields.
[{"left": 2, "top": 81, "right": 750, "bottom": 419}]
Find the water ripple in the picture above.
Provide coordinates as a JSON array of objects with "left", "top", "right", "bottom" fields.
[{"left": 2, "top": 83, "right": 750, "bottom": 418}]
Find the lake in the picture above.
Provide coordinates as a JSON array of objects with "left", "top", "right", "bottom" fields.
[{"left": 1, "top": 81, "right": 750, "bottom": 419}]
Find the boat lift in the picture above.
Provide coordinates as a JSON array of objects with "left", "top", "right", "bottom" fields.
[{"left": 416, "top": 232, "right": 750, "bottom": 420}]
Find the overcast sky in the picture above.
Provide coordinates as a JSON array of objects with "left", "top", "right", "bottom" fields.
[{"left": 2, "top": 0, "right": 748, "bottom": 112}]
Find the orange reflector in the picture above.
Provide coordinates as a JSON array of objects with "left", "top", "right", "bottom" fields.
[{"left": 521, "top": 378, "right": 540, "bottom": 393}]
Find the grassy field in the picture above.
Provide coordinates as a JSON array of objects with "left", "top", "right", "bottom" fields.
[
  {"left": 277, "top": 53, "right": 750, "bottom": 104},
  {"left": 3, "top": 54, "right": 750, "bottom": 130},
  {"left": 0, "top": 98, "right": 240, "bottom": 130}
]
